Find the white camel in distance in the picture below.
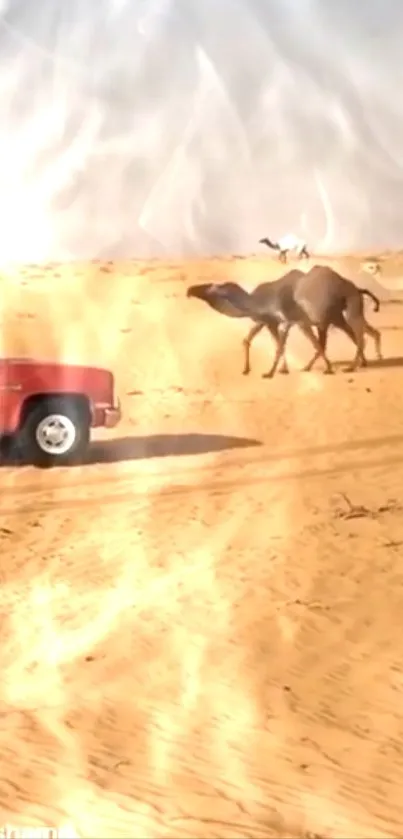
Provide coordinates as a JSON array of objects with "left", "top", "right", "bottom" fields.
[{"left": 259, "top": 233, "right": 310, "bottom": 263}]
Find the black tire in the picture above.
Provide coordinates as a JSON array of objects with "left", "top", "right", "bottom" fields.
[{"left": 19, "top": 397, "right": 90, "bottom": 467}]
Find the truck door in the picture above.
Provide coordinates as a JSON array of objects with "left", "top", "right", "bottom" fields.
[
  {"left": 0, "top": 360, "right": 23, "bottom": 434},
  {"left": 0, "top": 359, "right": 7, "bottom": 431}
]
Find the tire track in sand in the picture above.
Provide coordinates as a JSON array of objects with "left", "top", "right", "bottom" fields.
[
  {"left": 0, "top": 446, "right": 401, "bottom": 517},
  {"left": 0, "top": 429, "right": 402, "bottom": 503}
]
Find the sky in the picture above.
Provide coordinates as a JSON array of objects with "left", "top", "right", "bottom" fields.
[{"left": 0, "top": 0, "right": 401, "bottom": 260}]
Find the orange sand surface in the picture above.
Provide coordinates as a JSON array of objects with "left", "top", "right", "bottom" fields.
[{"left": 1, "top": 253, "right": 403, "bottom": 838}]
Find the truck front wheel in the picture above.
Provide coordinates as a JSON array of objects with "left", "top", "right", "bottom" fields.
[{"left": 20, "top": 397, "right": 90, "bottom": 467}]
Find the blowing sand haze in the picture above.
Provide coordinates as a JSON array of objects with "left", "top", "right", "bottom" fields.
[{"left": 2, "top": 252, "right": 403, "bottom": 838}]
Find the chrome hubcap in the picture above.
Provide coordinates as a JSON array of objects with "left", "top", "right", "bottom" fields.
[{"left": 35, "top": 414, "right": 76, "bottom": 456}]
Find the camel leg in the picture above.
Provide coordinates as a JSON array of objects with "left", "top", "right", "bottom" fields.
[
  {"left": 303, "top": 313, "right": 373, "bottom": 373},
  {"left": 297, "top": 321, "right": 334, "bottom": 374},
  {"left": 364, "top": 320, "right": 382, "bottom": 360},
  {"left": 242, "top": 323, "right": 264, "bottom": 375},
  {"left": 243, "top": 322, "right": 289, "bottom": 376},
  {"left": 262, "top": 323, "right": 292, "bottom": 378},
  {"left": 302, "top": 325, "right": 328, "bottom": 372},
  {"left": 265, "top": 323, "right": 289, "bottom": 374},
  {"left": 278, "top": 354, "right": 290, "bottom": 374},
  {"left": 335, "top": 314, "right": 369, "bottom": 368},
  {"left": 343, "top": 315, "right": 366, "bottom": 372}
]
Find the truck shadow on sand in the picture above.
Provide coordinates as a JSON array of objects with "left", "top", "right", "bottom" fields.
[
  {"left": 85, "top": 433, "right": 262, "bottom": 466},
  {"left": 0, "top": 432, "right": 262, "bottom": 467}
]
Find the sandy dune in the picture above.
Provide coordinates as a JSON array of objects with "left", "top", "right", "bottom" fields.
[{"left": 1, "top": 254, "right": 403, "bottom": 838}]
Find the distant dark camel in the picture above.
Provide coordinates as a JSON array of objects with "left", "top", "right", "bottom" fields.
[
  {"left": 259, "top": 234, "right": 310, "bottom": 263},
  {"left": 187, "top": 265, "right": 382, "bottom": 378}
]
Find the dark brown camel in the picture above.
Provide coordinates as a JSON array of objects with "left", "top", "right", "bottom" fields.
[{"left": 186, "top": 265, "right": 382, "bottom": 378}]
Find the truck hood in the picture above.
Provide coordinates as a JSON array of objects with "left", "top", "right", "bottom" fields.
[
  {"left": 2, "top": 358, "right": 115, "bottom": 402},
  {"left": 5, "top": 358, "right": 111, "bottom": 376}
]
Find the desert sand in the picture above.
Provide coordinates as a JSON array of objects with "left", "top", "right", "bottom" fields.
[{"left": 1, "top": 252, "right": 403, "bottom": 838}]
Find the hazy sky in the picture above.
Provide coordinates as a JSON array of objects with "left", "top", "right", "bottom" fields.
[{"left": 0, "top": 0, "right": 401, "bottom": 260}]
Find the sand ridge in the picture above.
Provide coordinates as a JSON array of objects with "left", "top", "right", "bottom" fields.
[{"left": 1, "top": 253, "right": 403, "bottom": 838}]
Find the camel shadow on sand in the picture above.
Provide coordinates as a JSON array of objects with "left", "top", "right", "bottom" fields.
[
  {"left": 330, "top": 355, "right": 403, "bottom": 372},
  {"left": 365, "top": 355, "right": 403, "bottom": 369}
]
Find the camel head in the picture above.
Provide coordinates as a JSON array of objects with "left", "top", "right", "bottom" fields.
[
  {"left": 259, "top": 237, "right": 279, "bottom": 251},
  {"left": 187, "top": 282, "right": 251, "bottom": 319},
  {"left": 360, "top": 259, "right": 381, "bottom": 279}
]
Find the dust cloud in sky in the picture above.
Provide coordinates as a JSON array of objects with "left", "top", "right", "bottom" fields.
[{"left": 0, "top": 0, "right": 401, "bottom": 260}]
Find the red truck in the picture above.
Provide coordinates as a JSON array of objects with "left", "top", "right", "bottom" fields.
[{"left": 0, "top": 358, "right": 121, "bottom": 467}]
